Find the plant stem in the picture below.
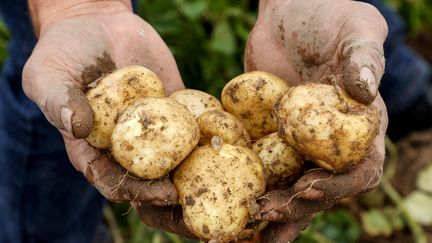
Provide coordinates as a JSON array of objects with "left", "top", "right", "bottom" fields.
[
  {"left": 104, "top": 205, "right": 125, "bottom": 243},
  {"left": 380, "top": 179, "right": 427, "bottom": 243}
]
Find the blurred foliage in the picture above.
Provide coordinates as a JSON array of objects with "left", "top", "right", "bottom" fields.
[
  {"left": 296, "top": 210, "right": 361, "bottom": 243},
  {"left": 137, "top": 0, "right": 258, "bottom": 97},
  {"left": 0, "top": 18, "right": 9, "bottom": 67},
  {"left": 106, "top": 203, "right": 201, "bottom": 243},
  {"left": 385, "top": 0, "right": 432, "bottom": 34}
]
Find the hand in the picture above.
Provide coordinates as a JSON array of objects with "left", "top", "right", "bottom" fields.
[
  {"left": 245, "top": 0, "right": 389, "bottom": 241},
  {"left": 23, "top": 1, "right": 183, "bottom": 205}
]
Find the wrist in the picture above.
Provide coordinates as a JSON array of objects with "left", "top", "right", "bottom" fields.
[{"left": 29, "top": 0, "right": 132, "bottom": 37}]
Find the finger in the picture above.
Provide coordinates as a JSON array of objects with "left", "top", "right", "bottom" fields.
[
  {"left": 132, "top": 203, "right": 198, "bottom": 239},
  {"left": 341, "top": 2, "right": 388, "bottom": 104},
  {"left": 261, "top": 217, "right": 313, "bottom": 243},
  {"left": 62, "top": 133, "right": 178, "bottom": 205},
  {"left": 109, "top": 15, "right": 185, "bottom": 95},
  {"left": 23, "top": 58, "right": 94, "bottom": 138}
]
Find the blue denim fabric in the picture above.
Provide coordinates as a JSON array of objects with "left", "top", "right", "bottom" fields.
[{"left": 0, "top": 1, "right": 104, "bottom": 243}]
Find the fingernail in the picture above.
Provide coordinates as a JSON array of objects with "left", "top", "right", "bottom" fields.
[
  {"left": 360, "top": 67, "right": 377, "bottom": 95},
  {"left": 61, "top": 107, "right": 73, "bottom": 134}
]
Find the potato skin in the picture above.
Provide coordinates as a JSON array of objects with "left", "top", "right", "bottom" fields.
[
  {"left": 275, "top": 83, "right": 380, "bottom": 172},
  {"left": 111, "top": 97, "right": 199, "bottom": 179},
  {"left": 197, "top": 109, "right": 251, "bottom": 148},
  {"left": 86, "top": 66, "right": 165, "bottom": 148},
  {"left": 170, "top": 89, "right": 223, "bottom": 118},
  {"left": 221, "top": 71, "right": 289, "bottom": 140},
  {"left": 173, "top": 140, "right": 265, "bottom": 242},
  {"left": 252, "top": 133, "right": 304, "bottom": 189}
]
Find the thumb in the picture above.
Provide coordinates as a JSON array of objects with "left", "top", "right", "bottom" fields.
[
  {"left": 23, "top": 58, "right": 94, "bottom": 139},
  {"left": 341, "top": 3, "right": 388, "bottom": 104}
]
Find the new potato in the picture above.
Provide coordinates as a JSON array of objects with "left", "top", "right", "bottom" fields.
[
  {"left": 170, "top": 89, "right": 223, "bottom": 118},
  {"left": 86, "top": 66, "right": 165, "bottom": 148},
  {"left": 197, "top": 109, "right": 251, "bottom": 148},
  {"left": 173, "top": 137, "right": 265, "bottom": 242},
  {"left": 252, "top": 133, "right": 304, "bottom": 189},
  {"left": 221, "top": 71, "right": 289, "bottom": 140},
  {"left": 111, "top": 97, "right": 200, "bottom": 179},
  {"left": 275, "top": 83, "right": 380, "bottom": 172}
]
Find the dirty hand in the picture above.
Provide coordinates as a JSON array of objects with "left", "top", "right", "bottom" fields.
[
  {"left": 246, "top": 0, "right": 389, "bottom": 241},
  {"left": 23, "top": 0, "right": 183, "bottom": 205}
]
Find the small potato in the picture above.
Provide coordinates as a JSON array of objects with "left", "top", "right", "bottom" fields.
[
  {"left": 275, "top": 83, "right": 380, "bottom": 172},
  {"left": 170, "top": 89, "right": 223, "bottom": 118},
  {"left": 252, "top": 133, "right": 304, "bottom": 189},
  {"left": 173, "top": 137, "right": 265, "bottom": 242},
  {"left": 86, "top": 66, "right": 165, "bottom": 148},
  {"left": 197, "top": 109, "right": 251, "bottom": 148},
  {"left": 221, "top": 71, "right": 289, "bottom": 140},
  {"left": 111, "top": 97, "right": 199, "bottom": 179}
]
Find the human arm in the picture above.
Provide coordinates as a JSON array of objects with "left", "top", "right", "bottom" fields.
[{"left": 23, "top": 0, "right": 184, "bottom": 204}]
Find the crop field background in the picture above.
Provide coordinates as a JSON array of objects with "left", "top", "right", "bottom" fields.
[{"left": 1, "top": 0, "right": 432, "bottom": 242}]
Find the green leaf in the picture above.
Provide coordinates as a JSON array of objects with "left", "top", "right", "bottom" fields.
[
  {"left": 361, "top": 209, "right": 393, "bottom": 237},
  {"left": 209, "top": 20, "right": 237, "bottom": 56},
  {"left": 404, "top": 191, "right": 432, "bottom": 225},
  {"left": 382, "top": 207, "right": 405, "bottom": 231},
  {"left": 416, "top": 164, "right": 432, "bottom": 194},
  {"left": 178, "top": 1, "right": 208, "bottom": 20}
]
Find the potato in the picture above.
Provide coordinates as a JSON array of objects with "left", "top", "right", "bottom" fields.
[
  {"left": 111, "top": 97, "right": 199, "bottom": 179},
  {"left": 173, "top": 137, "right": 266, "bottom": 242},
  {"left": 221, "top": 71, "right": 289, "bottom": 140},
  {"left": 275, "top": 83, "right": 380, "bottom": 172},
  {"left": 170, "top": 89, "right": 223, "bottom": 118},
  {"left": 197, "top": 109, "right": 251, "bottom": 148},
  {"left": 252, "top": 133, "right": 304, "bottom": 189},
  {"left": 86, "top": 66, "right": 165, "bottom": 148}
]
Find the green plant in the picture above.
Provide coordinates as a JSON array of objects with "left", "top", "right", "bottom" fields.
[
  {"left": 385, "top": 0, "right": 432, "bottom": 34},
  {"left": 137, "top": 0, "right": 257, "bottom": 97}
]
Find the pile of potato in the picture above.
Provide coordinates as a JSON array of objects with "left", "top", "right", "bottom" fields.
[{"left": 85, "top": 66, "right": 380, "bottom": 242}]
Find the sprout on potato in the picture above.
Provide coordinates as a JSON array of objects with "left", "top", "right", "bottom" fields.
[
  {"left": 252, "top": 133, "right": 304, "bottom": 189},
  {"left": 111, "top": 97, "right": 199, "bottom": 179},
  {"left": 275, "top": 83, "right": 380, "bottom": 172},
  {"left": 173, "top": 137, "right": 265, "bottom": 242},
  {"left": 86, "top": 66, "right": 165, "bottom": 148},
  {"left": 170, "top": 89, "right": 223, "bottom": 118},
  {"left": 221, "top": 71, "right": 289, "bottom": 140},
  {"left": 197, "top": 109, "right": 251, "bottom": 148}
]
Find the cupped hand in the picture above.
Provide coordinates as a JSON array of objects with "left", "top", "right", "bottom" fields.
[
  {"left": 23, "top": 2, "right": 183, "bottom": 205},
  {"left": 245, "top": 0, "right": 389, "bottom": 241}
]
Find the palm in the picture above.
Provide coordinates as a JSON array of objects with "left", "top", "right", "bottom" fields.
[
  {"left": 245, "top": 0, "right": 389, "bottom": 241},
  {"left": 23, "top": 11, "right": 183, "bottom": 204}
]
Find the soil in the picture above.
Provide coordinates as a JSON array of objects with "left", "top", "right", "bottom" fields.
[
  {"left": 407, "top": 29, "right": 432, "bottom": 63},
  {"left": 391, "top": 130, "right": 432, "bottom": 196}
]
